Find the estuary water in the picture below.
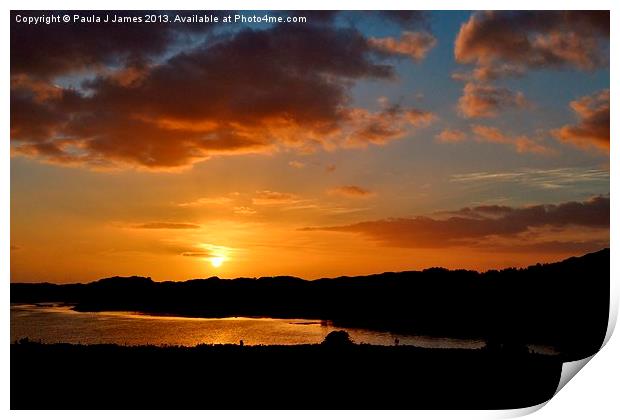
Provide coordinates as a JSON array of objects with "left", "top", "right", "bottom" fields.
[{"left": 11, "top": 303, "right": 487, "bottom": 349}]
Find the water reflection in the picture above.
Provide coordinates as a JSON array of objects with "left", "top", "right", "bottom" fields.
[{"left": 11, "top": 303, "right": 488, "bottom": 349}]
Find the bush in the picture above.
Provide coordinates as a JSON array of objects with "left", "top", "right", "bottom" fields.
[{"left": 322, "top": 330, "right": 353, "bottom": 346}]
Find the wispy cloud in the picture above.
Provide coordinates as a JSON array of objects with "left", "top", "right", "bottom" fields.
[
  {"left": 288, "top": 160, "right": 306, "bottom": 169},
  {"left": 178, "top": 193, "right": 239, "bottom": 207},
  {"left": 450, "top": 167, "right": 609, "bottom": 190},
  {"left": 233, "top": 206, "right": 257, "bottom": 215},
  {"left": 134, "top": 222, "right": 201, "bottom": 229},
  {"left": 252, "top": 190, "right": 301, "bottom": 206},
  {"left": 369, "top": 31, "right": 437, "bottom": 61},
  {"left": 328, "top": 185, "right": 374, "bottom": 198},
  {"left": 182, "top": 251, "right": 214, "bottom": 257}
]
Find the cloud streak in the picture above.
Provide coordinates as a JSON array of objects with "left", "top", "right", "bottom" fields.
[
  {"left": 450, "top": 167, "right": 609, "bottom": 190},
  {"left": 302, "top": 196, "right": 609, "bottom": 249},
  {"left": 134, "top": 222, "right": 201, "bottom": 229},
  {"left": 328, "top": 185, "right": 374, "bottom": 198}
]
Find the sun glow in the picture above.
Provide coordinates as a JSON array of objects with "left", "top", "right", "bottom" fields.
[{"left": 210, "top": 256, "right": 225, "bottom": 268}]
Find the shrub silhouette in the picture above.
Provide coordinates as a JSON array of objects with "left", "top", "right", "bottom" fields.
[{"left": 322, "top": 330, "right": 353, "bottom": 346}]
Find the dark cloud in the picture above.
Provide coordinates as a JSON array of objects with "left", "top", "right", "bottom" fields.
[
  {"left": 328, "top": 185, "right": 374, "bottom": 198},
  {"left": 552, "top": 89, "right": 609, "bottom": 153},
  {"left": 10, "top": 11, "right": 209, "bottom": 79},
  {"left": 477, "top": 239, "right": 609, "bottom": 255},
  {"left": 438, "top": 204, "right": 515, "bottom": 219},
  {"left": 11, "top": 20, "right": 435, "bottom": 169},
  {"left": 302, "top": 196, "right": 609, "bottom": 248},
  {"left": 455, "top": 11, "right": 609, "bottom": 78}
]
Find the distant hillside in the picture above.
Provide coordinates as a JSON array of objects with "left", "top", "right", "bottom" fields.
[{"left": 11, "top": 249, "right": 609, "bottom": 360}]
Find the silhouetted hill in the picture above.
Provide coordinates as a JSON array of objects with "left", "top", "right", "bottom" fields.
[{"left": 11, "top": 249, "right": 609, "bottom": 360}]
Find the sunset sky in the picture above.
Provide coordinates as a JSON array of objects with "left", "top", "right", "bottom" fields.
[{"left": 10, "top": 10, "right": 610, "bottom": 283}]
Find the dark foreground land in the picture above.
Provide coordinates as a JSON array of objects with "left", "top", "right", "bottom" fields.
[{"left": 11, "top": 341, "right": 562, "bottom": 409}]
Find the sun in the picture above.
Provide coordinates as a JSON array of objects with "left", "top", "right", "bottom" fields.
[{"left": 210, "top": 256, "right": 225, "bottom": 268}]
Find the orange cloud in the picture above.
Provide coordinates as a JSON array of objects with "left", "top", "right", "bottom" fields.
[
  {"left": 471, "top": 64, "right": 526, "bottom": 81},
  {"left": 328, "top": 185, "right": 374, "bottom": 198},
  {"left": 471, "top": 125, "right": 553, "bottom": 155},
  {"left": 369, "top": 31, "right": 437, "bottom": 61},
  {"left": 552, "top": 89, "right": 610, "bottom": 153},
  {"left": 458, "top": 83, "right": 528, "bottom": 118},
  {"left": 513, "top": 137, "right": 554, "bottom": 155},
  {"left": 471, "top": 125, "right": 512, "bottom": 144},
  {"left": 344, "top": 103, "right": 436, "bottom": 147},
  {"left": 436, "top": 129, "right": 467, "bottom": 143}
]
